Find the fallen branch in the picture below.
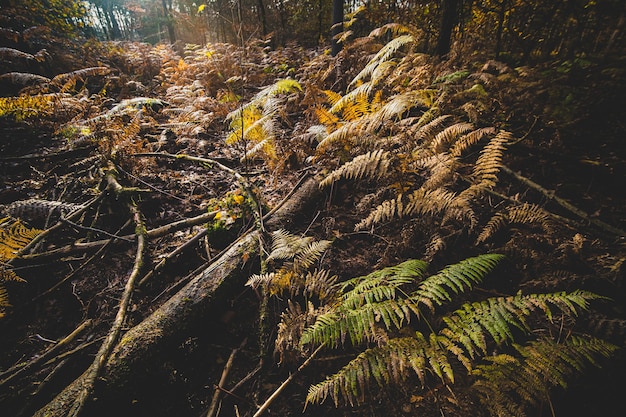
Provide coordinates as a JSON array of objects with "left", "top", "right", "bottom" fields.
[
  {"left": 0, "top": 319, "right": 92, "bottom": 386},
  {"left": 18, "top": 210, "right": 217, "bottom": 262},
  {"left": 206, "top": 338, "right": 248, "bottom": 417},
  {"left": 252, "top": 344, "right": 324, "bottom": 417},
  {"left": 501, "top": 165, "right": 626, "bottom": 238},
  {"left": 67, "top": 196, "right": 147, "bottom": 417},
  {"left": 33, "top": 174, "right": 323, "bottom": 417}
]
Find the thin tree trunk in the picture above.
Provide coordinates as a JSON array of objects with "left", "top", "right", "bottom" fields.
[
  {"left": 331, "top": 0, "right": 344, "bottom": 56},
  {"left": 257, "top": 0, "right": 267, "bottom": 37},
  {"left": 161, "top": 0, "right": 176, "bottom": 43},
  {"left": 435, "top": 0, "right": 459, "bottom": 57}
]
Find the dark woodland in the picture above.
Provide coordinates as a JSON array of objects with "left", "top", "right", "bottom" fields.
[{"left": 0, "top": 1, "right": 625, "bottom": 417}]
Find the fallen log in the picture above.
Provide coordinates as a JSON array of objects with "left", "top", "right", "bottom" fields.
[{"left": 33, "top": 173, "right": 322, "bottom": 417}]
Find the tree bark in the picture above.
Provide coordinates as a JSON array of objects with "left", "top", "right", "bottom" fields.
[
  {"left": 33, "top": 175, "right": 323, "bottom": 417},
  {"left": 331, "top": 0, "right": 344, "bottom": 56},
  {"left": 435, "top": 0, "right": 459, "bottom": 57}
]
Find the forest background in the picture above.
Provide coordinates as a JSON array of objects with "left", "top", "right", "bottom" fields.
[{"left": 1, "top": 1, "right": 625, "bottom": 417}]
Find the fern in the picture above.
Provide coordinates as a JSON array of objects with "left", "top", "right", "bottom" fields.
[
  {"left": 355, "top": 188, "right": 469, "bottom": 231},
  {"left": 472, "top": 336, "right": 618, "bottom": 416},
  {"left": 319, "top": 150, "right": 391, "bottom": 188},
  {"left": 225, "top": 79, "right": 301, "bottom": 166},
  {"left": 0, "top": 218, "right": 42, "bottom": 319},
  {"left": 300, "top": 254, "right": 613, "bottom": 410},
  {"left": 349, "top": 34, "right": 415, "bottom": 89},
  {"left": 246, "top": 230, "right": 332, "bottom": 296},
  {"left": 477, "top": 203, "right": 553, "bottom": 244},
  {"left": 440, "top": 290, "right": 604, "bottom": 357},
  {"left": 411, "top": 254, "right": 504, "bottom": 312}
]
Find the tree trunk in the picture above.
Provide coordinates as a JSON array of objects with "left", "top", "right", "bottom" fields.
[
  {"left": 33, "top": 176, "right": 323, "bottom": 417},
  {"left": 257, "top": 0, "right": 267, "bottom": 37},
  {"left": 161, "top": 0, "right": 176, "bottom": 43},
  {"left": 331, "top": 0, "right": 344, "bottom": 56},
  {"left": 435, "top": 0, "right": 459, "bottom": 57}
]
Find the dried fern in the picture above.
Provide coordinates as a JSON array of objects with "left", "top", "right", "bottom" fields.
[
  {"left": 246, "top": 230, "right": 332, "bottom": 296},
  {"left": 355, "top": 188, "right": 467, "bottom": 231},
  {"left": 349, "top": 34, "right": 415, "bottom": 89},
  {"left": 319, "top": 150, "right": 391, "bottom": 188},
  {"left": 477, "top": 203, "right": 553, "bottom": 244},
  {"left": 0, "top": 218, "right": 42, "bottom": 318}
]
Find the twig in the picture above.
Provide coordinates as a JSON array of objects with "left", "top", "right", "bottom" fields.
[
  {"left": 0, "top": 319, "right": 93, "bottom": 386},
  {"left": 19, "top": 211, "right": 217, "bottom": 261},
  {"left": 207, "top": 338, "right": 248, "bottom": 417},
  {"left": 59, "top": 217, "right": 134, "bottom": 241},
  {"left": 31, "top": 220, "right": 132, "bottom": 303},
  {"left": 501, "top": 165, "right": 626, "bottom": 238},
  {"left": 15, "top": 193, "right": 105, "bottom": 257},
  {"left": 67, "top": 193, "right": 147, "bottom": 417},
  {"left": 252, "top": 344, "right": 324, "bottom": 417},
  {"left": 138, "top": 227, "right": 209, "bottom": 287}
]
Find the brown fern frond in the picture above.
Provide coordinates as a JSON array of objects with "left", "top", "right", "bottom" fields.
[
  {"left": 425, "top": 233, "right": 446, "bottom": 261},
  {"left": 411, "top": 114, "right": 453, "bottom": 145},
  {"left": 450, "top": 127, "right": 497, "bottom": 157},
  {"left": 477, "top": 203, "right": 553, "bottom": 244},
  {"left": 0, "top": 72, "right": 50, "bottom": 89},
  {"left": 417, "top": 153, "right": 458, "bottom": 191},
  {"left": 431, "top": 122, "right": 474, "bottom": 153},
  {"left": 50, "top": 66, "right": 110, "bottom": 90},
  {"left": 0, "top": 284, "right": 9, "bottom": 316},
  {"left": 320, "top": 150, "right": 392, "bottom": 188},
  {"left": 369, "top": 23, "right": 415, "bottom": 38},
  {"left": 349, "top": 34, "right": 415, "bottom": 88},
  {"left": 458, "top": 130, "right": 511, "bottom": 202},
  {"left": 303, "top": 269, "right": 339, "bottom": 301},
  {"left": 472, "top": 130, "right": 511, "bottom": 185},
  {"left": 356, "top": 188, "right": 462, "bottom": 231},
  {"left": 1, "top": 200, "right": 83, "bottom": 225}
]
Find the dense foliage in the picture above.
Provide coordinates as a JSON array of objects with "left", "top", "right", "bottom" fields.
[{"left": 0, "top": 1, "right": 625, "bottom": 417}]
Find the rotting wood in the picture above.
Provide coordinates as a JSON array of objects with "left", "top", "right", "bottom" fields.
[
  {"left": 32, "top": 174, "right": 323, "bottom": 417},
  {"left": 67, "top": 184, "right": 147, "bottom": 417}
]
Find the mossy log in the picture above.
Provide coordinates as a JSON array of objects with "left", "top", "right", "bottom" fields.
[{"left": 33, "top": 174, "right": 322, "bottom": 417}]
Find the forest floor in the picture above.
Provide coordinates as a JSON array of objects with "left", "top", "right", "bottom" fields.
[{"left": 1, "top": 35, "right": 625, "bottom": 417}]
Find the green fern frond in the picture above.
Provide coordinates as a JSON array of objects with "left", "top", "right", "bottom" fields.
[
  {"left": 306, "top": 332, "right": 454, "bottom": 407},
  {"left": 441, "top": 290, "right": 604, "bottom": 357},
  {"left": 472, "top": 336, "right": 618, "bottom": 415},
  {"left": 301, "top": 260, "right": 428, "bottom": 348},
  {"left": 411, "top": 254, "right": 504, "bottom": 311},
  {"left": 320, "top": 150, "right": 391, "bottom": 188},
  {"left": 339, "top": 259, "right": 429, "bottom": 308}
]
